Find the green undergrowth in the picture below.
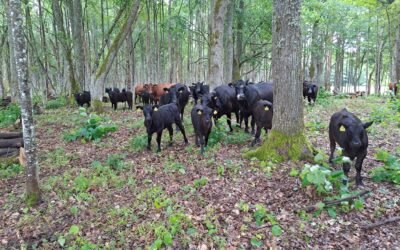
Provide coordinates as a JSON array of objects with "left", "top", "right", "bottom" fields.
[
  {"left": 0, "top": 103, "right": 20, "bottom": 128},
  {"left": 45, "top": 96, "right": 68, "bottom": 109},
  {"left": 63, "top": 108, "right": 117, "bottom": 142},
  {"left": 370, "top": 150, "right": 400, "bottom": 185}
]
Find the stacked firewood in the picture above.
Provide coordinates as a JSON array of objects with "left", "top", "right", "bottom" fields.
[{"left": 0, "top": 132, "right": 23, "bottom": 158}]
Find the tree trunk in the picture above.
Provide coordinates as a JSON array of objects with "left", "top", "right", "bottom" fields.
[
  {"left": 90, "top": 0, "right": 141, "bottom": 100},
  {"left": 395, "top": 14, "right": 400, "bottom": 84},
  {"left": 232, "top": 0, "right": 244, "bottom": 81},
  {"left": 9, "top": 0, "right": 41, "bottom": 205},
  {"left": 334, "top": 35, "right": 344, "bottom": 93},
  {"left": 72, "top": 0, "right": 86, "bottom": 90},
  {"left": 224, "top": 0, "right": 233, "bottom": 84},
  {"left": 208, "top": 0, "right": 228, "bottom": 88},
  {"left": 245, "top": 0, "right": 313, "bottom": 162},
  {"left": 168, "top": 0, "right": 174, "bottom": 83},
  {"left": 5, "top": 0, "right": 18, "bottom": 101},
  {"left": 52, "top": 0, "right": 79, "bottom": 95}
]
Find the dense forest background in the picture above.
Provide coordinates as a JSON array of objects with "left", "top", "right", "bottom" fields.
[{"left": 0, "top": 0, "right": 399, "bottom": 100}]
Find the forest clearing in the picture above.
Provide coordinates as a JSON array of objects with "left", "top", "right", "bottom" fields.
[
  {"left": 1, "top": 0, "right": 400, "bottom": 249},
  {"left": 0, "top": 94, "right": 399, "bottom": 249}
]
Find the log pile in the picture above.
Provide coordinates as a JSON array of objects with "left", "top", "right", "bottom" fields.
[{"left": 0, "top": 132, "right": 23, "bottom": 158}]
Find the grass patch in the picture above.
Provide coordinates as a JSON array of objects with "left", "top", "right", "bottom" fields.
[{"left": 0, "top": 103, "right": 20, "bottom": 128}]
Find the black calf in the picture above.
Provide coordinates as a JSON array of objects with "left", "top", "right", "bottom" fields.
[
  {"left": 137, "top": 104, "right": 189, "bottom": 152},
  {"left": 251, "top": 100, "right": 273, "bottom": 146},
  {"left": 106, "top": 88, "right": 133, "bottom": 110},
  {"left": 191, "top": 103, "right": 213, "bottom": 155},
  {"left": 328, "top": 108, "right": 373, "bottom": 186},
  {"left": 74, "top": 91, "right": 91, "bottom": 107}
]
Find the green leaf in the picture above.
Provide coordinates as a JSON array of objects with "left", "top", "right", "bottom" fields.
[
  {"left": 271, "top": 225, "right": 283, "bottom": 237},
  {"left": 250, "top": 237, "right": 263, "bottom": 247},
  {"left": 314, "top": 153, "right": 325, "bottom": 163},
  {"left": 289, "top": 168, "right": 299, "bottom": 177},
  {"left": 163, "top": 232, "right": 173, "bottom": 245},
  {"left": 316, "top": 202, "right": 325, "bottom": 210},
  {"left": 353, "top": 199, "right": 364, "bottom": 210},
  {"left": 327, "top": 207, "right": 337, "bottom": 218},
  {"left": 69, "top": 225, "right": 79, "bottom": 235},
  {"left": 58, "top": 236, "right": 66, "bottom": 247}
]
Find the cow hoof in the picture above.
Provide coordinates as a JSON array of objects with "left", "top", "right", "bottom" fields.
[
  {"left": 244, "top": 129, "right": 250, "bottom": 133},
  {"left": 236, "top": 124, "right": 241, "bottom": 128}
]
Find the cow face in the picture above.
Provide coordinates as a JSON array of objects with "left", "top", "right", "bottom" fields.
[
  {"left": 196, "top": 105, "right": 214, "bottom": 124},
  {"left": 339, "top": 121, "right": 373, "bottom": 154},
  {"left": 137, "top": 104, "right": 157, "bottom": 128},
  {"left": 234, "top": 80, "right": 247, "bottom": 101}
]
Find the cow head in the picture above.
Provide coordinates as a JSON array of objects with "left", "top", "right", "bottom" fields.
[
  {"left": 137, "top": 104, "right": 159, "bottom": 128},
  {"left": 196, "top": 104, "right": 214, "bottom": 124},
  {"left": 338, "top": 120, "right": 373, "bottom": 153},
  {"left": 105, "top": 88, "right": 112, "bottom": 94},
  {"left": 234, "top": 80, "right": 249, "bottom": 101}
]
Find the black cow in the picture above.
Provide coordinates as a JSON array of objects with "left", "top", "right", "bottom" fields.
[
  {"left": 160, "top": 83, "right": 190, "bottom": 121},
  {"left": 233, "top": 80, "right": 273, "bottom": 133},
  {"left": 190, "top": 82, "right": 210, "bottom": 104},
  {"left": 251, "top": 100, "right": 273, "bottom": 146},
  {"left": 328, "top": 108, "right": 373, "bottom": 186},
  {"left": 136, "top": 104, "right": 189, "bottom": 152},
  {"left": 303, "top": 81, "right": 318, "bottom": 104},
  {"left": 210, "top": 85, "right": 240, "bottom": 132},
  {"left": 139, "top": 91, "right": 151, "bottom": 104},
  {"left": 74, "top": 91, "right": 91, "bottom": 107},
  {"left": 231, "top": 80, "right": 253, "bottom": 133},
  {"left": 191, "top": 103, "right": 213, "bottom": 155},
  {"left": 105, "top": 88, "right": 133, "bottom": 110}
]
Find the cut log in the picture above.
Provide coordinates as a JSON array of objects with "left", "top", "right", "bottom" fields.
[
  {"left": 362, "top": 216, "right": 400, "bottom": 230},
  {"left": 0, "top": 132, "right": 23, "bottom": 139},
  {"left": 297, "top": 190, "right": 370, "bottom": 213},
  {"left": 0, "top": 138, "right": 24, "bottom": 148},
  {"left": 0, "top": 148, "right": 19, "bottom": 157}
]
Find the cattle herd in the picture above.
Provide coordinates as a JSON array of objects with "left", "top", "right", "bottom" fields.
[{"left": 73, "top": 79, "right": 376, "bottom": 186}]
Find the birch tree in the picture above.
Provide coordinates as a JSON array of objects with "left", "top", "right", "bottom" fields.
[{"left": 9, "top": 0, "right": 41, "bottom": 205}]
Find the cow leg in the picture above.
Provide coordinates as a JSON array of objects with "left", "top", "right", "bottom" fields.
[
  {"left": 251, "top": 125, "right": 262, "bottom": 147},
  {"left": 195, "top": 134, "right": 199, "bottom": 147},
  {"left": 205, "top": 129, "right": 211, "bottom": 147},
  {"left": 199, "top": 135, "right": 205, "bottom": 155},
  {"left": 147, "top": 133, "right": 152, "bottom": 151},
  {"left": 250, "top": 115, "right": 255, "bottom": 135},
  {"left": 307, "top": 96, "right": 311, "bottom": 104},
  {"left": 167, "top": 125, "right": 174, "bottom": 146},
  {"left": 355, "top": 151, "right": 367, "bottom": 186},
  {"left": 244, "top": 114, "right": 249, "bottom": 133},
  {"left": 156, "top": 131, "right": 163, "bottom": 152},
  {"left": 235, "top": 110, "right": 240, "bottom": 126},
  {"left": 238, "top": 111, "right": 243, "bottom": 128},
  {"left": 227, "top": 113, "right": 233, "bottom": 132},
  {"left": 328, "top": 134, "right": 336, "bottom": 163},
  {"left": 175, "top": 120, "right": 189, "bottom": 144}
]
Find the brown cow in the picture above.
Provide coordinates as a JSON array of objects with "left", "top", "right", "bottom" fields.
[
  {"left": 389, "top": 82, "right": 398, "bottom": 96},
  {"left": 135, "top": 83, "right": 152, "bottom": 104},
  {"left": 151, "top": 83, "right": 175, "bottom": 104}
]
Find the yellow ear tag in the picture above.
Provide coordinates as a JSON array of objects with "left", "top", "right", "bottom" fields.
[
  {"left": 197, "top": 110, "right": 202, "bottom": 115},
  {"left": 179, "top": 90, "right": 183, "bottom": 93},
  {"left": 213, "top": 110, "right": 218, "bottom": 115},
  {"left": 264, "top": 106, "right": 269, "bottom": 111},
  {"left": 214, "top": 96, "right": 217, "bottom": 100},
  {"left": 154, "top": 107, "right": 158, "bottom": 112},
  {"left": 136, "top": 109, "right": 141, "bottom": 113},
  {"left": 339, "top": 125, "right": 346, "bottom": 132}
]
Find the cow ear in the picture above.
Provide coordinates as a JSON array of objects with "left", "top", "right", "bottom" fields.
[
  {"left": 178, "top": 87, "right": 185, "bottom": 93},
  {"left": 228, "top": 83, "right": 233, "bottom": 87},
  {"left": 163, "top": 88, "right": 169, "bottom": 93},
  {"left": 192, "top": 83, "right": 196, "bottom": 86},
  {"left": 245, "top": 80, "right": 250, "bottom": 85},
  {"left": 363, "top": 121, "right": 373, "bottom": 129}
]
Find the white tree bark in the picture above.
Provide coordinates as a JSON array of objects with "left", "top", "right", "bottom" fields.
[{"left": 9, "top": 0, "right": 41, "bottom": 204}]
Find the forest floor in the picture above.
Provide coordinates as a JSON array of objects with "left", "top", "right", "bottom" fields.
[{"left": 1, "top": 95, "right": 400, "bottom": 249}]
